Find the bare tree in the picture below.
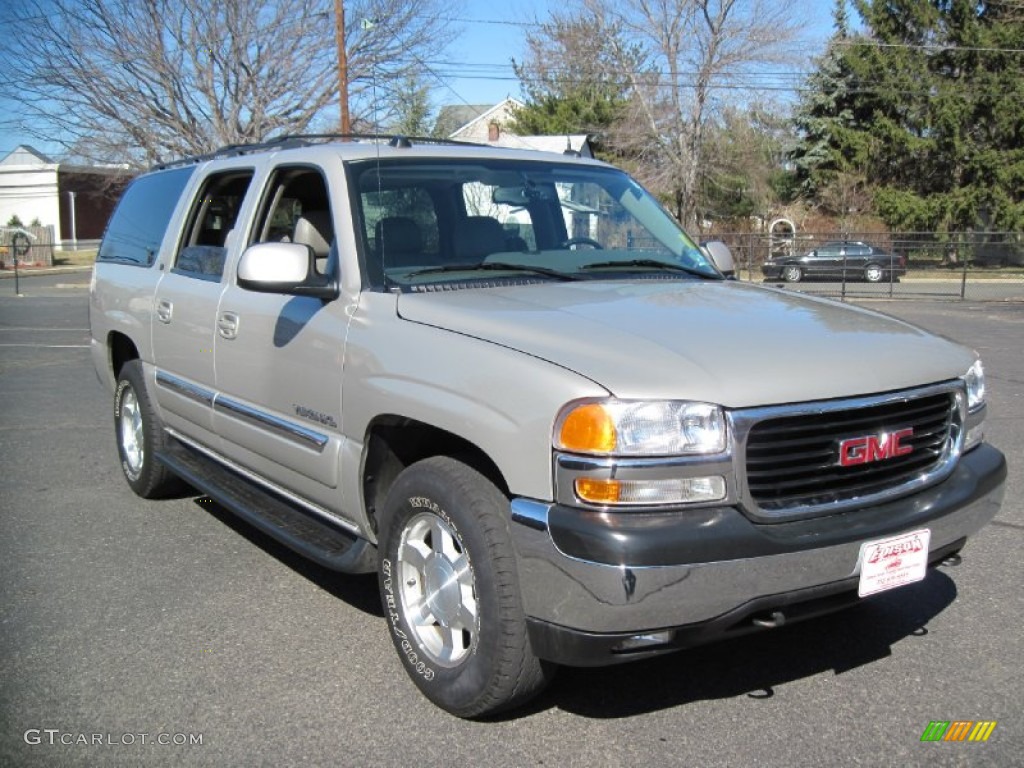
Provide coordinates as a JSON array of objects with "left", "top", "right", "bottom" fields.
[
  {"left": 1, "top": 0, "right": 458, "bottom": 167},
  {"left": 579, "top": 0, "right": 803, "bottom": 230}
]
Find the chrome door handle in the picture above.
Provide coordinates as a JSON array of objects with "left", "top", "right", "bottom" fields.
[
  {"left": 218, "top": 311, "right": 239, "bottom": 339},
  {"left": 156, "top": 299, "right": 173, "bottom": 323}
]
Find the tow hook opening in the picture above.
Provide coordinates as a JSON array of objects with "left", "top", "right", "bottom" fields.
[
  {"left": 611, "top": 630, "right": 675, "bottom": 654},
  {"left": 751, "top": 610, "right": 786, "bottom": 629}
]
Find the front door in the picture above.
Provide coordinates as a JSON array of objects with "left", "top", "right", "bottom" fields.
[{"left": 212, "top": 166, "right": 350, "bottom": 500}]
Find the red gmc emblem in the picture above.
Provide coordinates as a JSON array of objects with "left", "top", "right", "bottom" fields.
[{"left": 838, "top": 428, "right": 914, "bottom": 467}]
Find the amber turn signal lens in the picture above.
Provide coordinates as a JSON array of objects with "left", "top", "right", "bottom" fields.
[
  {"left": 558, "top": 403, "right": 617, "bottom": 454},
  {"left": 574, "top": 477, "right": 622, "bottom": 504}
]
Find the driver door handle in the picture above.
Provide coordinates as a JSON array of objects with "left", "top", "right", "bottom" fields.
[
  {"left": 156, "top": 299, "right": 173, "bottom": 323},
  {"left": 218, "top": 311, "right": 240, "bottom": 340}
]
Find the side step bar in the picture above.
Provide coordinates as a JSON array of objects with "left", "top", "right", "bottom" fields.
[{"left": 156, "top": 439, "right": 376, "bottom": 573}]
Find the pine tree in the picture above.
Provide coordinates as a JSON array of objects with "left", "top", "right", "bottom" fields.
[
  {"left": 790, "top": 0, "right": 863, "bottom": 203},
  {"left": 796, "top": 0, "right": 1024, "bottom": 231}
]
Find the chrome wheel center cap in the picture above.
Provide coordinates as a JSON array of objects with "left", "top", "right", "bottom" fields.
[{"left": 423, "top": 554, "right": 460, "bottom": 626}]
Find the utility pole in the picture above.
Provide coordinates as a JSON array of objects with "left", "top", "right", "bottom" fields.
[{"left": 333, "top": 0, "right": 350, "bottom": 133}]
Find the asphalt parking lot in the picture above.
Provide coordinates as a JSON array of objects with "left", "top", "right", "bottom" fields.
[{"left": 1, "top": 272, "right": 1021, "bottom": 767}]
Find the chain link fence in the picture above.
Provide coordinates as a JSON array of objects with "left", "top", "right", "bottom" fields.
[
  {"left": 711, "top": 231, "right": 1024, "bottom": 302},
  {"left": 0, "top": 225, "right": 56, "bottom": 269}
]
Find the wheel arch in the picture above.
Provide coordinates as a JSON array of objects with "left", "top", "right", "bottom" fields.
[
  {"left": 108, "top": 331, "right": 140, "bottom": 379},
  {"left": 361, "top": 415, "right": 510, "bottom": 536}
]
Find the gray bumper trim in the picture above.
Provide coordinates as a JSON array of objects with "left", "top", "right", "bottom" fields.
[{"left": 510, "top": 445, "right": 1004, "bottom": 634}]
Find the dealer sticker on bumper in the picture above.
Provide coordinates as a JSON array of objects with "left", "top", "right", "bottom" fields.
[{"left": 857, "top": 528, "right": 931, "bottom": 598}]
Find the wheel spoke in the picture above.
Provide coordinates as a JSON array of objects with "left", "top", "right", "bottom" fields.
[
  {"left": 455, "top": 602, "right": 476, "bottom": 632},
  {"left": 404, "top": 596, "right": 435, "bottom": 627},
  {"left": 451, "top": 553, "right": 471, "bottom": 587},
  {"left": 399, "top": 540, "right": 428, "bottom": 573}
]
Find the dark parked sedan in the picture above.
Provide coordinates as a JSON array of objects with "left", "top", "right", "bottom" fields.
[{"left": 762, "top": 241, "right": 906, "bottom": 283}]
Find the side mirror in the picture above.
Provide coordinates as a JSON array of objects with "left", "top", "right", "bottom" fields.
[
  {"left": 702, "top": 240, "right": 736, "bottom": 278},
  {"left": 237, "top": 242, "right": 338, "bottom": 300}
]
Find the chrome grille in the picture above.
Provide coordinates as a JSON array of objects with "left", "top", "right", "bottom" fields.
[{"left": 733, "top": 383, "right": 963, "bottom": 519}]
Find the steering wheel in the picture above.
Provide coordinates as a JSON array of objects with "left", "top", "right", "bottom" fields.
[{"left": 561, "top": 237, "right": 603, "bottom": 249}]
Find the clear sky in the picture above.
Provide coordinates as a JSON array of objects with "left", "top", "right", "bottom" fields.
[{"left": 0, "top": 0, "right": 833, "bottom": 160}]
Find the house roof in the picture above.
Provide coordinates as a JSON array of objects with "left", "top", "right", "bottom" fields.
[
  {"left": 433, "top": 105, "right": 493, "bottom": 137},
  {"left": 446, "top": 98, "right": 525, "bottom": 140},
  {"left": 0, "top": 145, "right": 57, "bottom": 167}
]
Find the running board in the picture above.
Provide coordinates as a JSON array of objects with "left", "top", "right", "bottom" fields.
[{"left": 156, "top": 439, "right": 376, "bottom": 573}]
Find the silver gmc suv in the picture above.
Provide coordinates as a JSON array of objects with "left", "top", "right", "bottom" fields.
[{"left": 89, "top": 135, "right": 1006, "bottom": 717}]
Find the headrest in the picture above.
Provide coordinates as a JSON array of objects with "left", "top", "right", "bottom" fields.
[
  {"left": 376, "top": 217, "right": 423, "bottom": 254},
  {"left": 455, "top": 216, "right": 507, "bottom": 261},
  {"left": 293, "top": 210, "right": 333, "bottom": 259}
]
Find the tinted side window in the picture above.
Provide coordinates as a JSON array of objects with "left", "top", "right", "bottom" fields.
[
  {"left": 251, "top": 166, "right": 334, "bottom": 276},
  {"left": 97, "top": 167, "right": 194, "bottom": 266},
  {"left": 174, "top": 170, "right": 253, "bottom": 280}
]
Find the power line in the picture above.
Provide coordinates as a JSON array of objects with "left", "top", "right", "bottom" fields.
[{"left": 833, "top": 39, "right": 1024, "bottom": 54}]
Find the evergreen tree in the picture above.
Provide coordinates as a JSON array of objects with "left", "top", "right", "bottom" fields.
[
  {"left": 865, "top": 0, "right": 1024, "bottom": 230},
  {"left": 790, "top": 0, "right": 863, "bottom": 203},
  {"left": 794, "top": 0, "right": 1024, "bottom": 231}
]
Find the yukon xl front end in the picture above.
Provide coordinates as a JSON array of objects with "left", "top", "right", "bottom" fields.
[{"left": 392, "top": 281, "right": 1005, "bottom": 667}]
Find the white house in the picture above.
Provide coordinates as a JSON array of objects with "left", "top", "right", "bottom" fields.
[{"left": 0, "top": 146, "right": 60, "bottom": 235}]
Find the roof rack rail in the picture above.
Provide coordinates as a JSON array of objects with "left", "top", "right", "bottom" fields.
[{"left": 152, "top": 133, "right": 485, "bottom": 170}]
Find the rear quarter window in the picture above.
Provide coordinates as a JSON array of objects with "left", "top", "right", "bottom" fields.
[{"left": 97, "top": 167, "right": 194, "bottom": 266}]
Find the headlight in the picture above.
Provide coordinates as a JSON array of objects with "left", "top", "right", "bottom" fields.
[
  {"left": 554, "top": 400, "right": 726, "bottom": 456},
  {"left": 965, "top": 360, "right": 985, "bottom": 411}
]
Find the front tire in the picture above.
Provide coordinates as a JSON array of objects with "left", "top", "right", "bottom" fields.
[
  {"left": 114, "top": 360, "right": 181, "bottom": 498},
  {"left": 377, "top": 457, "right": 552, "bottom": 717},
  {"left": 782, "top": 265, "right": 802, "bottom": 283}
]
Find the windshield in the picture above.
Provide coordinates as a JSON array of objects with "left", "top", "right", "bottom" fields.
[{"left": 350, "top": 158, "right": 718, "bottom": 290}]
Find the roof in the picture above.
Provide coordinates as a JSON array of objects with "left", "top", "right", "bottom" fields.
[
  {"left": 150, "top": 137, "right": 607, "bottom": 175},
  {"left": 446, "top": 98, "right": 525, "bottom": 140},
  {"left": 433, "top": 105, "right": 493, "bottom": 137},
  {"left": 0, "top": 145, "right": 57, "bottom": 167},
  {"left": 490, "top": 134, "right": 593, "bottom": 158}
]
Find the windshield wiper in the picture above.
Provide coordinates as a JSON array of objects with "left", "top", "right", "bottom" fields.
[
  {"left": 405, "top": 261, "right": 578, "bottom": 281},
  {"left": 580, "top": 259, "right": 720, "bottom": 279}
]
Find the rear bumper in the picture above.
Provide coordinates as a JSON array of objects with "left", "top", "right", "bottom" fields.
[{"left": 510, "top": 444, "right": 1005, "bottom": 665}]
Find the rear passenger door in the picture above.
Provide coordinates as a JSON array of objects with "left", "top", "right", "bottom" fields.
[
  {"left": 212, "top": 165, "right": 349, "bottom": 504},
  {"left": 151, "top": 166, "right": 254, "bottom": 444}
]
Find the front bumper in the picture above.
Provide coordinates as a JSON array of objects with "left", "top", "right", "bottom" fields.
[{"left": 511, "top": 444, "right": 1005, "bottom": 665}]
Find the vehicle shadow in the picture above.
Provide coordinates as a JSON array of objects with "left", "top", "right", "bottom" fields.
[
  {"left": 520, "top": 570, "right": 957, "bottom": 719},
  {"left": 194, "top": 496, "right": 384, "bottom": 619},
  {"left": 191, "top": 494, "right": 959, "bottom": 720}
]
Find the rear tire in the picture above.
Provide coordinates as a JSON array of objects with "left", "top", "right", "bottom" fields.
[
  {"left": 114, "top": 360, "right": 181, "bottom": 498},
  {"left": 864, "top": 264, "right": 884, "bottom": 283},
  {"left": 377, "top": 457, "right": 553, "bottom": 717}
]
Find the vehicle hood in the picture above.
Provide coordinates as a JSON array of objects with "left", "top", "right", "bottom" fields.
[{"left": 396, "top": 280, "right": 974, "bottom": 408}]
